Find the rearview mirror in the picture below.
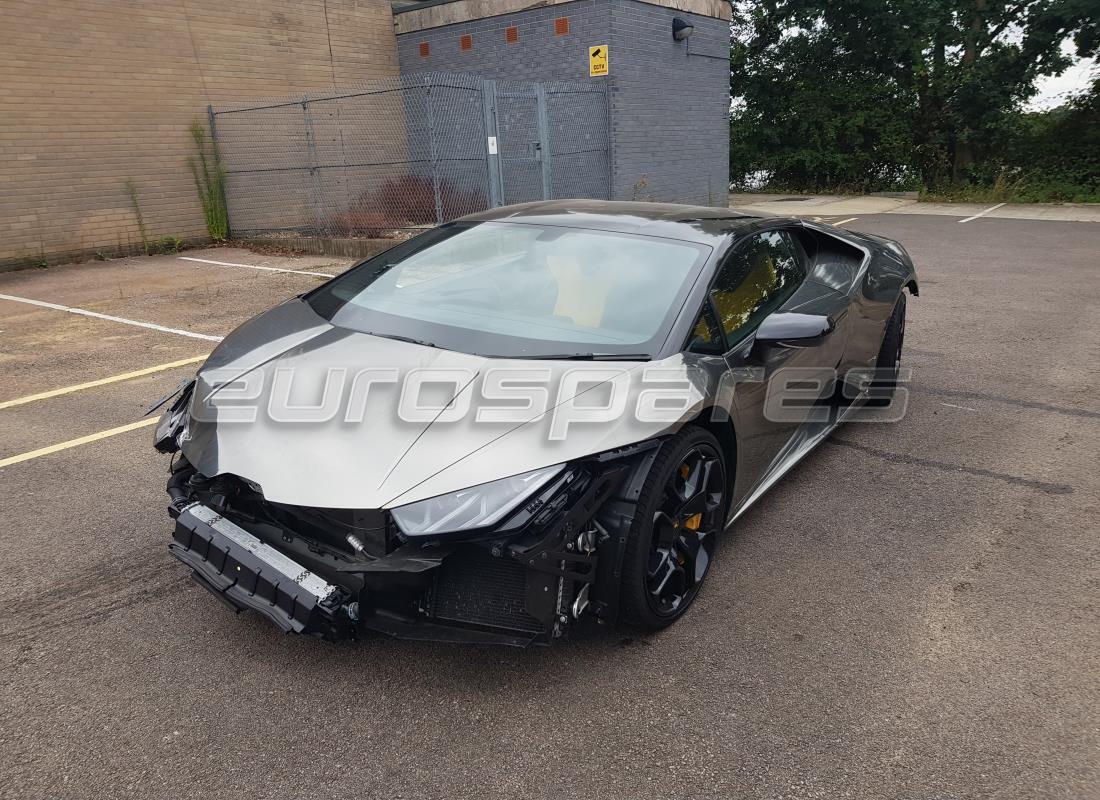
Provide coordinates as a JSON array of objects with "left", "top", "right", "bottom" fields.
[{"left": 754, "top": 312, "right": 834, "bottom": 348}]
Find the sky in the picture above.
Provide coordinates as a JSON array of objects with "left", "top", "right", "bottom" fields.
[{"left": 1027, "top": 48, "right": 1096, "bottom": 110}]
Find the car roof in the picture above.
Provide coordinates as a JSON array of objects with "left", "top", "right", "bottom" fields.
[{"left": 456, "top": 200, "right": 784, "bottom": 244}]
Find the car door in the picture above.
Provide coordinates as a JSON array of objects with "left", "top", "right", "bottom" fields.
[{"left": 697, "top": 228, "right": 847, "bottom": 509}]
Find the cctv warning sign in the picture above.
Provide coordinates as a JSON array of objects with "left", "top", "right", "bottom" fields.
[{"left": 588, "top": 45, "right": 609, "bottom": 77}]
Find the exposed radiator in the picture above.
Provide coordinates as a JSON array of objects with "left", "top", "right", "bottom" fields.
[{"left": 429, "top": 548, "right": 546, "bottom": 635}]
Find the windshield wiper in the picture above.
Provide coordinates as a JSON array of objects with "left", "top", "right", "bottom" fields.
[
  {"left": 517, "top": 352, "right": 652, "bottom": 361},
  {"left": 365, "top": 331, "right": 436, "bottom": 348}
]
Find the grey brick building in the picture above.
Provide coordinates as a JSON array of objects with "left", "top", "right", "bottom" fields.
[{"left": 394, "top": 0, "right": 731, "bottom": 205}]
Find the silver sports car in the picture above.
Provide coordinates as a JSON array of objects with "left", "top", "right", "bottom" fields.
[{"left": 153, "top": 200, "right": 918, "bottom": 645}]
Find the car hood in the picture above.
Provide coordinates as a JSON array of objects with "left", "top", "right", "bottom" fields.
[{"left": 180, "top": 299, "right": 706, "bottom": 509}]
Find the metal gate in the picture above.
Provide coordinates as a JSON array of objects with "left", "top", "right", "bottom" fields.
[
  {"left": 483, "top": 79, "right": 610, "bottom": 208},
  {"left": 210, "top": 73, "right": 610, "bottom": 238},
  {"left": 486, "top": 82, "right": 547, "bottom": 206}
]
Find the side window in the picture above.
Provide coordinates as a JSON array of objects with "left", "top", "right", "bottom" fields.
[
  {"left": 709, "top": 231, "right": 803, "bottom": 346},
  {"left": 686, "top": 302, "right": 724, "bottom": 354}
]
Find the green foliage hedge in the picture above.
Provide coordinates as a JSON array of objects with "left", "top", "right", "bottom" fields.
[{"left": 729, "top": 1, "right": 1100, "bottom": 202}]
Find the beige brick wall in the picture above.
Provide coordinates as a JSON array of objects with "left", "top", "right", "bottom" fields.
[{"left": 0, "top": 0, "right": 400, "bottom": 265}]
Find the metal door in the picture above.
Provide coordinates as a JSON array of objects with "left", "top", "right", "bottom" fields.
[{"left": 483, "top": 81, "right": 551, "bottom": 206}]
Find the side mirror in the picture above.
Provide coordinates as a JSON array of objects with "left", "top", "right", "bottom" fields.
[{"left": 755, "top": 312, "right": 834, "bottom": 348}]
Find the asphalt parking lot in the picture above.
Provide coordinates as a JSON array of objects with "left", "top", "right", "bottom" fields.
[{"left": 1, "top": 210, "right": 1098, "bottom": 799}]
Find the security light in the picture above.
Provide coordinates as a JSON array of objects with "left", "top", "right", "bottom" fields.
[{"left": 672, "top": 17, "right": 694, "bottom": 41}]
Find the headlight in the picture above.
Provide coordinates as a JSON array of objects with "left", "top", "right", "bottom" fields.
[{"left": 390, "top": 464, "right": 565, "bottom": 536}]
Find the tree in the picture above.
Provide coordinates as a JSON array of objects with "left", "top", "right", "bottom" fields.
[
  {"left": 730, "top": 0, "right": 1100, "bottom": 191},
  {"left": 730, "top": 10, "right": 917, "bottom": 190},
  {"left": 995, "top": 74, "right": 1100, "bottom": 200}
]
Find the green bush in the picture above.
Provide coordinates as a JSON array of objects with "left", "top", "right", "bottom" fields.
[{"left": 152, "top": 235, "right": 184, "bottom": 254}]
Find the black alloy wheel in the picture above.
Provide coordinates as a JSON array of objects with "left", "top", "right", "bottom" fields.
[
  {"left": 620, "top": 427, "right": 728, "bottom": 629},
  {"left": 868, "top": 293, "right": 907, "bottom": 404}
]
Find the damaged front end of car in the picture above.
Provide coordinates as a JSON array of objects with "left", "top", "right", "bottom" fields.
[{"left": 154, "top": 380, "right": 658, "bottom": 646}]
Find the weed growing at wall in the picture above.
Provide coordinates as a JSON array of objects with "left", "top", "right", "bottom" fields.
[
  {"left": 126, "top": 179, "right": 185, "bottom": 255},
  {"left": 188, "top": 120, "right": 229, "bottom": 241},
  {"left": 126, "top": 178, "right": 151, "bottom": 252}
]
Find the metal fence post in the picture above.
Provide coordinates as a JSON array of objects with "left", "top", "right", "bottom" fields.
[
  {"left": 481, "top": 80, "right": 503, "bottom": 207},
  {"left": 302, "top": 95, "right": 326, "bottom": 233},
  {"left": 535, "top": 85, "right": 552, "bottom": 201},
  {"left": 207, "top": 103, "right": 232, "bottom": 237},
  {"left": 425, "top": 80, "right": 444, "bottom": 225}
]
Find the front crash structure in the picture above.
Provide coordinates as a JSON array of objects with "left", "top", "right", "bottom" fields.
[{"left": 160, "top": 418, "right": 655, "bottom": 645}]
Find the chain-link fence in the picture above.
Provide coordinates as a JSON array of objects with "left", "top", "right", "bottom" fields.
[{"left": 210, "top": 73, "right": 610, "bottom": 240}]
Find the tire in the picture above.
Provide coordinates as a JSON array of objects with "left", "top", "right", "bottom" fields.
[
  {"left": 619, "top": 427, "right": 729, "bottom": 630},
  {"left": 868, "top": 293, "right": 906, "bottom": 405}
]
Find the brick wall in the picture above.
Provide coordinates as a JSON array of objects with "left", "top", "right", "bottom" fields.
[
  {"left": 0, "top": 0, "right": 400, "bottom": 266},
  {"left": 608, "top": 0, "right": 730, "bottom": 205},
  {"left": 396, "top": 0, "right": 729, "bottom": 206},
  {"left": 398, "top": 0, "right": 610, "bottom": 84}
]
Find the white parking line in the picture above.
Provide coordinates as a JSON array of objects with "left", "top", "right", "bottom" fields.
[
  {"left": 179, "top": 256, "right": 335, "bottom": 279},
  {"left": 834, "top": 217, "right": 859, "bottom": 226},
  {"left": 940, "top": 402, "right": 978, "bottom": 412},
  {"left": 959, "top": 203, "right": 1006, "bottom": 223},
  {"left": 0, "top": 294, "right": 224, "bottom": 342}
]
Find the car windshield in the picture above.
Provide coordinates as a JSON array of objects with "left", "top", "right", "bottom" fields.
[{"left": 305, "top": 221, "right": 711, "bottom": 358}]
